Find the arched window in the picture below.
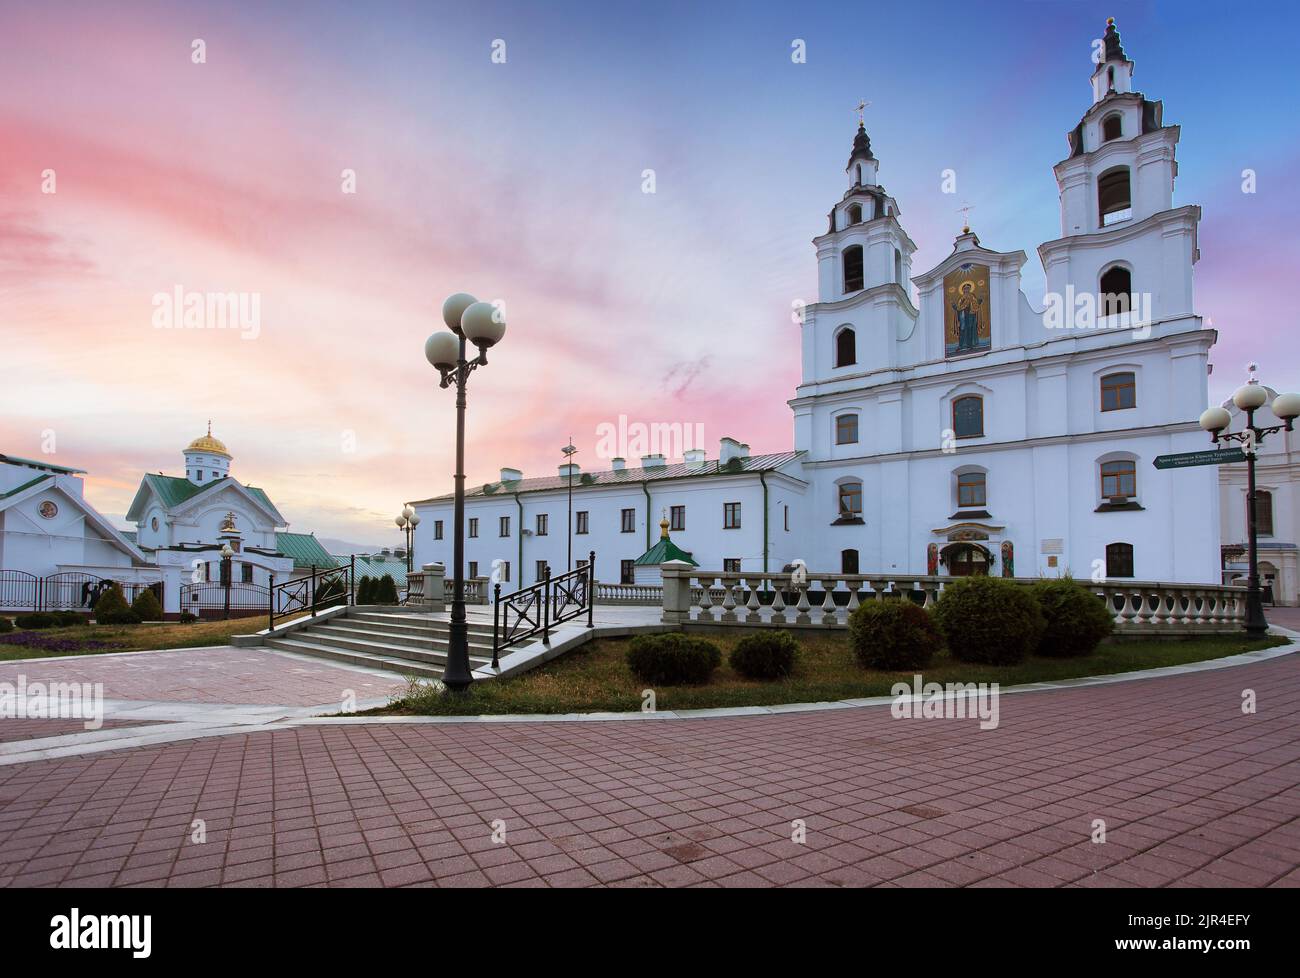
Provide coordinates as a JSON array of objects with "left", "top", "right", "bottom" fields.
[
  {"left": 956, "top": 470, "right": 987, "bottom": 508},
  {"left": 847, "top": 203, "right": 862, "bottom": 225},
  {"left": 1100, "top": 371, "right": 1136, "bottom": 411},
  {"left": 894, "top": 247, "right": 902, "bottom": 284},
  {"left": 1100, "top": 459, "right": 1136, "bottom": 501},
  {"left": 842, "top": 245, "right": 864, "bottom": 293},
  {"left": 1098, "top": 166, "right": 1132, "bottom": 226},
  {"left": 837, "top": 481, "right": 863, "bottom": 519},
  {"left": 952, "top": 395, "right": 984, "bottom": 439},
  {"left": 855, "top": 164, "right": 863, "bottom": 185},
  {"left": 1102, "top": 114, "right": 1122, "bottom": 142},
  {"left": 1099, "top": 265, "right": 1132, "bottom": 317},
  {"left": 1107, "top": 66, "right": 1115, "bottom": 91},
  {"left": 841, "top": 549, "right": 860, "bottom": 575},
  {"left": 1253, "top": 490, "right": 1274, "bottom": 536},
  {"left": 835, "top": 326, "right": 856, "bottom": 367},
  {"left": 835, "top": 412, "right": 859, "bottom": 444},
  {"left": 1105, "top": 542, "right": 1134, "bottom": 578}
]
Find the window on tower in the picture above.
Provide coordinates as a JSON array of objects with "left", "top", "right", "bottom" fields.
[
  {"left": 843, "top": 245, "right": 864, "bottom": 293},
  {"left": 952, "top": 395, "right": 984, "bottom": 439},
  {"left": 1099, "top": 266, "right": 1133, "bottom": 317},
  {"left": 834, "top": 327, "right": 856, "bottom": 367},
  {"left": 894, "top": 248, "right": 902, "bottom": 284},
  {"left": 1098, "top": 166, "right": 1132, "bottom": 226},
  {"left": 1100, "top": 371, "right": 1136, "bottom": 411},
  {"left": 1102, "top": 114, "right": 1123, "bottom": 142},
  {"left": 847, "top": 203, "right": 862, "bottom": 225}
]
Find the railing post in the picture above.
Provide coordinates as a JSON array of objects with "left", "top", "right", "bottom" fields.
[
  {"left": 310, "top": 565, "right": 317, "bottom": 615},
  {"left": 587, "top": 550, "right": 596, "bottom": 628},
  {"left": 268, "top": 573, "right": 275, "bottom": 631},
  {"left": 542, "top": 564, "right": 551, "bottom": 645},
  {"left": 659, "top": 560, "right": 693, "bottom": 624},
  {"left": 492, "top": 582, "right": 502, "bottom": 670},
  {"left": 349, "top": 555, "right": 356, "bottom": 606}
]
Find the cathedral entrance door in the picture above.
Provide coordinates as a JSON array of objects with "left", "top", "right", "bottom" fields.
[{"left": 943, "top": 543, "right": 989, "bottom": 577}]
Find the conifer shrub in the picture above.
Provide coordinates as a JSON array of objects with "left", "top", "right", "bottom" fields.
[
  {"left": 357, "top": 575, "right": 375, "bottom": 604},
  {"left": 93, "top": 583, "right": 141, "bottom": 625},
  {"left": 626, "top": 633, "right": 721, "bottom": 685},
  {"left": 848, "top": 598, "right": 942, "bottom": 670},
  {"left": 375, "top": 574, "right": 400, "bottom": 604},
  {"left": 931, "top": 576, "right": 1044, "bottom": 665},
  {"left": 179, "top": 612, "right": 199, "bottom": 624},
  {"left": 0, "top": 616, "right": 15, "bottom": 633},
  {"left": 729, "top": 630, "right": 800, "bottom": 679},
  {"left": 131, "top": 588, "right": 163, "bottom": 622},
  {"left": 15, "top": 612, "right": 56, "bottom": 629},
  {"left": 1030, "top": 578, "right": 1114, "bottom": 657}
]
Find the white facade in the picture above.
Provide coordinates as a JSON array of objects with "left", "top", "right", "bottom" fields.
[{"left": 409, "top": 22, "right": 1281, "bottom": 592}]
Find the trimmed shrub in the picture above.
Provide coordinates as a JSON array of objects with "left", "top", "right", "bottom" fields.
[
  {"left": 932, "top": 576, "right": 1044, "bottom": 665},
  {"left": 179, "top": 612, "right": 199, "bottom": 624},
  {"left": 93, "top": 583, "right": 141, "bottom": 625},
  {"left": 131, "top": 588, "right": 163, "bottom": 622},
  {"left": 0, "top": 616, "right": 13, "bottom": 633},
  {"left": 1030, "top": 578, "right": 1113, "bottom": 658},
  {"left": 375, "top": 574, "right": 400, "bottom": 605},
  {"left": 848, "top": 598, "right": 942, "bottom": 670},
  {"left": 357, "top": 575, "right": 375, "bottom": 604},
  {"left": 626, "top": 633, "right": 721, "bottom": 685},
  {"left": 729, "top": 630, "right": 800, "bottom": 679},
  {"left": 15, "top": 612, "right": 56, "bottom": 629},
  {"left": 52, "top": 611, "right": 85, "bottom": 627}
]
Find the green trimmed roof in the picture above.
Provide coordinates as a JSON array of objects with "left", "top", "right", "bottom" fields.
[
  {"left": 127, "top": 473, "right": 283, "bottom": 523},
  {"left": 633, "top": 535, "right": 697, "bottom": 567},
  {"left": 275, "top": 532, "right": 336, "bottom": 570},
  {"left": 1, "top": 474, "right": 51, "bottom": 499},
  {"left": 0, "top": 453, "right": 85, "bottom": 475}
]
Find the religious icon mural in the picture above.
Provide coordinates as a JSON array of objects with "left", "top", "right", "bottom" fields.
[
  {"left": 927, "top": 542, "right": 938, "bottom": 576},
  {"left": 1001, "top": 540, "right": 1014, "bottom": 578},
  {"left": 944, "top": 263, "right": 991, "bottom": 356}
]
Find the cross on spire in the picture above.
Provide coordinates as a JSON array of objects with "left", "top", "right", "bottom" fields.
[
  {"left": 855, "top": 98, "right": 871, "bottom": 127},
  {"left": 958, "top": 202, "right": 975, "bottom": 234}
]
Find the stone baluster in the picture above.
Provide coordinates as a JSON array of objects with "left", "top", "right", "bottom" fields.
[
  {"left": 846, "top": 578, "right": 861, "bottom": 613},
  {"left": 745, "top": 578, "right": 763, "bottom": 624},
  {"left": 795, "top": 583, "right": 812, "bottom": 625},
  {"left": 769, "top": 578, "right": 788, "bottom": 625},
  {"left": 720, "top": 575, "right": 739, "bottom": 623},
  {"left": 820, "top": 578, "right": 838, "bottom": 626},
  {"left": 697, "top": 574, "right": 715, "bottom": 621}
]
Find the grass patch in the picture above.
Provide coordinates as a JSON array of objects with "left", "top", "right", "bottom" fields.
[
  {"left": 0, "top": 617, "right": 262, "bottom": 660},
  {"left": 383, "top": 631, "right": 1290, "bottom": 716}
]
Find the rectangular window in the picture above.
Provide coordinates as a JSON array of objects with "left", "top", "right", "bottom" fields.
[
  {"left": 838, "top": 482, "right": 863, "bottom": 518},
  {"left": 434, "top": 520, "right": 444, "bottom": 540},
  {"left": 1105, "top": 543, "right": 1134, "bottom": 578},
  {"left": 723, "top": 558, "right": 741, "bottom": 574},
  {"left": 620, "top": 559, "right": 635, "bottom": 584},
  {"left": 670, "top": 505, "right": 685, "bottom": 532},
  {"left": 468, "top": 518, "right": 479, "bottom": 538},
  {"left": 536, "top": 513, "right": 548, "bottom": 536},
  {"left": 240, "top": 563, "right": 253, "bottom": 584},
  {"left": 536, "top": 560, "right": 548, "bottom": 582},
  {"left": 501, "top": 561, "right": 510, "bottom": 583},
  {"left": 576, "top": 511, "right": 589, "bottom": 535},
  {"left": 723, "top": 502, "right": 741, "bottom": 529},
  {"left": 468, "top": 561, "right": 478, "bottom": 579},
  {"left": 784, "top": 505, "right": 789, "bottom": 531},
  {"left": 196, "top": 471, "right": 204, "bottom": 481},
  {"left": 835, "top": 414, "right": 859, "bottom": 445},
  {"left": 620, "top": 508, "right": 635, "bottom": 533},
  {"left": 499, "top": 516, "right": 510, "bottom": 537},
  {"left": 1100, "top": 460, "right": 1136, "bottom": 500},
  {"left": 957, "top": 472, "right": 987, "bottom": 508},
  {"left": 1100, "top": 372, "right": 1136, "bottom": 411},
  {"left": 1253, "top": 491, "right": 1274, "bottom": 536},
  {"left": 953, "top": 396, "right": 984, "bottom": 439}
]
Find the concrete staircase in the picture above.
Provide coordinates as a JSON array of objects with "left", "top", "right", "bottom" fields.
[{"left": 265, "top": 609, "right": 498, "bottom": 679}]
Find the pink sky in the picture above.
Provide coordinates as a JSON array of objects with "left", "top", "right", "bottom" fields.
[{"left": 2, "top": 2, "right": 1295, "bottom": 546}]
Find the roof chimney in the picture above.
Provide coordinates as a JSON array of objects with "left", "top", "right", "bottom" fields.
[
  {"left": 684, "top": 448, "right": 706, "bottom": 470},
  {"left": 499, "top": 467, "right": 522, "bottom": 483},
  {"left": 641, "top": 454, "right": 667, "bottom": 469},
  {"left": 558, "top": 463, "right": 580, "bottom": 479},
  {"left": 719, "top": 437, "right": 750, "bottom": 466},
  {"left": 610, "top": 457, "right": 626, "bottom": 472}
]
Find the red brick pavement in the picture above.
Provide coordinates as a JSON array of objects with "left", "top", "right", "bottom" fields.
[
  {"left": 0, "top": 647, "right": 405, "bottom": 707},
  {"left": 0, "top": 654, "right": 1296, "bottom": 888},
  {"left": 0, "top": 718, "right": 169, "bottom": 744}
]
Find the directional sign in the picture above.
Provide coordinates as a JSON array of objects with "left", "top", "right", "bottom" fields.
[{"left": 1152, "top": 448, "right": 1247, "bottom": 470}]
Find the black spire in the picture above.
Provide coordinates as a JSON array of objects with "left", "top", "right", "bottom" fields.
[
  {"left": 1102, "top": 17, "right": 1127, "bottom": 62},
  {"left": 847, "top": 122, "right": 875, "bottom": 166}
]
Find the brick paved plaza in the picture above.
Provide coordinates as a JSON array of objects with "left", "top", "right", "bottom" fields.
[{"left": 0, "top": 642, "right": 1296, "bottom": 888}]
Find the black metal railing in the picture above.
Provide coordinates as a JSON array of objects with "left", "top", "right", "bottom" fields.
[
  {"left": 267, "top": 557, "right": 355, "bottom": 630},
  {"left": 491, "top": 550, "right": 595, "bottom": 668},
  {"left": 179, "top": 581, "right": 271, "bottom": 617},
  {"left": 0, "top": 570, "right": 162, "bottom": 612}
]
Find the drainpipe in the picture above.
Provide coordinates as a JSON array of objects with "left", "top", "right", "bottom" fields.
[
  {"left": 641, "top": 482, "right": 652, "bottom": 550},
  {"left": 759, "top": 471, "right": 770, "bottom": 574},
  {"left": 514, "top": 491, "right": 524, "bottom": 586}
]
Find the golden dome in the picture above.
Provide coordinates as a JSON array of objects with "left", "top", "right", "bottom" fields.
[{"left": 185, "top": 422, "right": 231, "bottom": 458}]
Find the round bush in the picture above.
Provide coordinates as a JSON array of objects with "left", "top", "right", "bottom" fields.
[
  {"left": 375, "top": 574, "right": 400, "bottom": 604},
  {"left": 848, "top": 598, "right": 942, "bottom": 670},
  {"left": 729, "top": 630, "right": 799, "bottom": 679},
  {"left": 357, "top": 575, "right": 375, "bottom": 603},
  {"left": 131, "top": 588, "right": 163, "bottom": 622},
  {"left": 93, "top": 583, "right": 141, "bottom": 625},
  {"left": 626, "top": 633, "right": 721, "bottom": 685},
  {"left": 0, "top": 616, "right": 13, "bottom": 633},
  {"left": 52, "top": 611, "right": 86, "bottom": 627},
  {"left": 1030, "top": 578, "right": 1113, "bottom": 657},
  {"left": 179, "top": 611, "right": 199, "bottom": 624},
  {"left": 14, "top": 612, "right": 56, "bottom": 629},
  {"left": 931, "top": 576, "right": 1045, "bottom": 665}
]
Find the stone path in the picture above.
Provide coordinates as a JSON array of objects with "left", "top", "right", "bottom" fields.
[{"left": 0, "top": 646, "right": 1295, "bottom": 887}]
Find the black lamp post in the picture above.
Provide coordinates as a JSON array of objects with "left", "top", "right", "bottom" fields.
[
  {"left": 395, "top": 505, "right": 419, "bottom": 573},
  {"left": 219, "top": 543, "right": 234, "bottom": 621},
  {"left": 1200, "top": 368, "right": 1300, "bottom": 637},
  {"left": 426, "top": 293, "right": 508, "bottom": 692},
  {"left": 562, "top": 440, "right": 578, "bottom": 572}
]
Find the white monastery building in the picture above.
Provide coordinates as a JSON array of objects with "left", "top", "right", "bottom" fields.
[{"left": 411, "top": 22, "right": 1297, "bottom": 602}]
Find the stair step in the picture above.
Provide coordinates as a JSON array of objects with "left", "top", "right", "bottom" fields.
[
  {"left": 346, "top": 612, "right": 495, "bottom": 637},
  {"left": 300, "top": 626, "right": 495, "bottom": 659},
  {"left": 266, "top": 637, "right": 489, "bottom": 679}
]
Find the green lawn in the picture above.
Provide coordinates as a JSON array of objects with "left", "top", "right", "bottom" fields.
[
  {"left": 0, "top": 617, "right": 261, "bottom": 660},
  {"left": 385, "top": 631, "right": 1290, "bottom": 716}
]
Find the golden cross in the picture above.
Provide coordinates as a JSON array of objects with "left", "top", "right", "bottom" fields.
[
  {"left": 856, "top": 99, "right": 870, "bottom": 126},
  {"left": 958, "top": 202, "right": 975, "bottom": 233}
]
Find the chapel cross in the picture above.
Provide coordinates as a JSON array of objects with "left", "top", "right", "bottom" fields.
[
  {"left": 958, "top": 202, "right": 975, "bottom": 234},
  {"left": 855, "top": 99, "right": 871, "bottom": 126}
]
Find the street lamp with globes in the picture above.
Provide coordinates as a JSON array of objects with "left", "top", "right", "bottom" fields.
[
  {"left": 1199, "top": 366, "right": 1300, "bottom": 636},
  {"left": 425, "top": 293, "right": 508, "bottom": 692},
  {"left": 395, "top": 505, "right": 420, "bottom": 573}
]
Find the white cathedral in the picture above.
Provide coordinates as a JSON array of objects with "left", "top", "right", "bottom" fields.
[{"left": 410, "top": 21, "right": 1296, "bottom": 605}]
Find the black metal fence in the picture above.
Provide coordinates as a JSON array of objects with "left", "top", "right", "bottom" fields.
[
  {"left": 179, "top": 581, "right": 271, "bottom": 617},
  {"left": 492, "top": 550, "right": 595, "bottom": 667},
  {"left": 0, "top": 570, "right": 162, "bottom": 612},
  {"left": 268, "top": 558, "right": 355, "bottom": 629}
]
